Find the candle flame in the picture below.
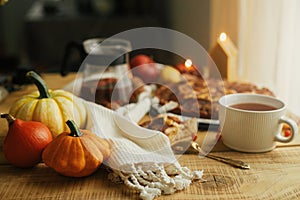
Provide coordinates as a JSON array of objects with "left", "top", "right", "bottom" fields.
[
  {"left": 185, "top": 59, "right": 192, "bottom": 68},
  {"left": 219, "top": 32, "right": 227, "bottom": 42}
]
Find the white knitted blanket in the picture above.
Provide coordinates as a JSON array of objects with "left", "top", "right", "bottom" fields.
[{"left": 82, "top": 99, "right": 203, "bottom": 200}]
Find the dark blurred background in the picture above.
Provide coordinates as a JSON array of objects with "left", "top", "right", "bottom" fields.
[{"left": 0, "top": 0, "right": 211, "bottom": 75}]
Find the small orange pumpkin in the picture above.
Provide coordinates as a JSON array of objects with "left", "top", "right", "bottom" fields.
[
  {"left": 1, "top": 113, "right": 52, "bottom": 168},
  {"left": 42, "top": 120, "right": 111, "bottom": 177}
]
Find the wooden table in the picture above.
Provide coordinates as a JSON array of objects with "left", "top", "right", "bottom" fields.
[{"left": 1, "top": 73, "right": 300, "bottom": 200}]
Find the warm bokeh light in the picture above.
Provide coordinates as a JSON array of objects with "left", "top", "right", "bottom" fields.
[
  {"left": 219, "top": 32, "right": 227, "bottom": 42},
  {"left": 0, "top": 0, "right": 8, "bottom": 6},
  {"left": 185, "top": 59, "right": 193, "bottom": 68}
]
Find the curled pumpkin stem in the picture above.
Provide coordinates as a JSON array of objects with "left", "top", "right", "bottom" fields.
[
  {"left": 26, "top": 71, "right": 52, "bottom": 99},
  {"left": 66, "top": 120, "right": 83, "bottom": 137},
  {"left": 0, "top": 113, "right": 16, "bottom": 125}
]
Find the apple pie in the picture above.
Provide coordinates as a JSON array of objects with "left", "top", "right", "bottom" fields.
[{"left": 155, "top": 73, "right": 275, "bottom": 119}]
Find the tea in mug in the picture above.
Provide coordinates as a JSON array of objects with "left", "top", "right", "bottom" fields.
[{"left": 230, "top": 103, "right": 277, "bottom": 111}]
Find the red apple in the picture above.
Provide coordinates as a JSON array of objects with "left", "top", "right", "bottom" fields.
[
  {"left": 130, "top": 54, "right": 154, "bottom": 68},
  {"left": 130, "top": 54, "right": 159, "bottom": 83}
]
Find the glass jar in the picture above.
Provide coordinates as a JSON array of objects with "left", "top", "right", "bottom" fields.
[{"left": 79, "top": 38, "right": 133, "bottom": 109}]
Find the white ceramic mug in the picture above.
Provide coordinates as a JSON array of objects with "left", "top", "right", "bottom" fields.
[{"left": 219, "top": 93, "right": 298, "bottom": 153}]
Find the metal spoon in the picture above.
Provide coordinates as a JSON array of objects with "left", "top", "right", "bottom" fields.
[{"left": 191, "top": 141, "right": 250, "bottom": 170}]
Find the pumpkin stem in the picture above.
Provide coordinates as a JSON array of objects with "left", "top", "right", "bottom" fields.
[
  {"left": 66, "top": 120, "right": 82, "bottom": 137},
  {"left": 26, "top": 71, "right": 51, "bottom": 99},
  {"left": 0, "top": 113, "right": 16, "bottom": 125}
]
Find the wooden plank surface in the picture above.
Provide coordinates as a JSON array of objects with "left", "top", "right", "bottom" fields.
[
  {"left": 1, "top": 73, "right": 300, "bottom": 199},
  {"left": 1, "top": 147, "right": 300, "bottom": 199}
]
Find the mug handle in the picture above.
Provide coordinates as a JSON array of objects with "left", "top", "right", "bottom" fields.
[
  {"left": 275, "top": 116, "right": 298, "bottom": 143},
  {"left": 60, "top": 41, "right": 86, "bottom": 76}
]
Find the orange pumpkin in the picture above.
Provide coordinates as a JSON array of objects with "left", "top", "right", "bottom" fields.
[
  {"left": 1, "top": 113, "right": 53, "bottom": 168},
  {"left": 42, "top": 120, "right": 111, "bottom": 177}
]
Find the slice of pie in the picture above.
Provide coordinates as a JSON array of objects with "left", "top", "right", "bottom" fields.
[{"left": 140, "top": 115, "right": 198, "bottom": 145}]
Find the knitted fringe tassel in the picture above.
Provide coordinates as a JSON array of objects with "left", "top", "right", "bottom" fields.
[{"left": 108, "top": 163, "right": 203, "bottom": 200}]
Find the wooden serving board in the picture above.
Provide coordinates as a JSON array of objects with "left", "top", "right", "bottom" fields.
[{"left": 1, "top": 147, "right": 300, "bottom": 199}]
